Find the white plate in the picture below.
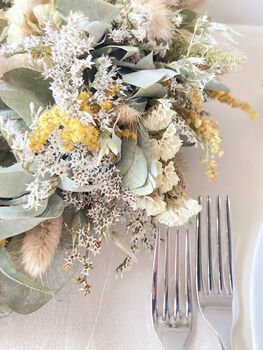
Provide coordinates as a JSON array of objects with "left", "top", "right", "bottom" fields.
[{"left": 251, "top": 223, "right": 263, "bottom": 350}]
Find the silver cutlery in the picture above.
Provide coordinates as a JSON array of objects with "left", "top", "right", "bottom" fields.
[
  {"left": 152, "top": 228, "right": 192, "bottom": 350},
  {"left": 196, "top": 195, "right": 234, "bottom": 350}
]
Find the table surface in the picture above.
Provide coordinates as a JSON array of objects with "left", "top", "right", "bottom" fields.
[{"left": 0, "top": 24, "right": 263, "bottom": 350}]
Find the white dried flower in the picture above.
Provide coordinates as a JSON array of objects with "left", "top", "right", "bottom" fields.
[
  {"left": 158, "top": 123, "right": 182, "bottom": 161},
  {"left": 149, "top": 138, "right": 160, "bottom": 160},
  {"left": 154, "top": 160, "right": 179, "bottom": 193},
  {"left": 157, "top": 195, "right": 202, "bottom": 227},
  {"left": 136, "top": 194, "right": 166, "bottom": 216},
  {"left": 144, "top": 99, "right": 176, "bottom": 132}
]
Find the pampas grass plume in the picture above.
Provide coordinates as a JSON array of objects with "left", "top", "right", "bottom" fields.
[{"left": 21, "top": 216, "right": 63, "bottom": 278}]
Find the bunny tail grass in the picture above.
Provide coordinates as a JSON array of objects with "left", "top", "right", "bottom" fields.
[{"left": 21, "top": 216, "right": 63, "bottom": 278}]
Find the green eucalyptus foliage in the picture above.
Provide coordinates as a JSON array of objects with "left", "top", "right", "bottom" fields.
[
  {"left": 0, "top": 295, "right": 12, "bottom": 318},
  {"left": 116, "top": 129, "right": 157, "bottom": 196},
  {"left": 0, "top": 210, "right": 77, "bottom": 314},
  {"left": 55, "top": 0, "right": 120, "bottom": 23},
  {"left": 0, "top": 246, "right": 53, "bottom": 296},
  {"left": 0, "top": 68, "right": 53, "bottom": 125},
  {"left": 0, "top": 194, "right": 64, "bottom": 239},
  {"left": 0, "top": 163, "right": 34, "bottom": 198}
]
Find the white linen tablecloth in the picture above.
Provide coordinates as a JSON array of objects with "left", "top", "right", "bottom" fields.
[{"left": 0, "top": 25, "right": 262, "bottom": 350}]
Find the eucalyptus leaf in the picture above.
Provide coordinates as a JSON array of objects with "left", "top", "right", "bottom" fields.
[
  {"left": 126, "top": 97, "right": 148, "bottom": 112},
  {"left": 0, "top": 19, "right": 7, "bottom": 42},
  {"left": 0, "top": 68, "right": 53, "bottom": 125},
  {"left": 135, "top": 52, "right": 155, "bottom": 69},
  {"left": 94, "top": 45, "right": 139, "bottom": 60},
  {"left": 0, "top": 194, "right": 64, "bottom": 239},
  {"left": 132, "top": 83, "right": 167, "bottom": 99},
  {"left": 0, "top": 295, "right": 12, "bottom": 318},
  {"left": 205, "top": 78, "right": 230, "bottom": 92},
  {"left": 0, "top": 96, "right": 8, "bottom": 110},
  {"left": 137, "top": 129, "right": 157, "bottom": 178},
  {"left": 116, "top": 138, "right": 137, "bottom": 176},
  {"left": 0, "top": 163, "right": 34, "bottom": 198},
  {"left": 122, "top": 69, "right": 176, "bottom": 89},
  {"left": 55, "top": 0, "right": 119, "bottom": 23},
  {"left": 0, "top": 197, "right": 48, "bottom": 220},
  {"left": 121, "top": 146, "right": 148, "bottom": 190},
  {"left": 111, "top": 231, "right": 137, "bottom": 262},
  {"left": 0, "top": 216, "right": 77, "bottom": 314},
  {"left": 131, "top": 177, "right": 155, "bottom": 196},
  {"left": 58, "top": 176, "right": 98, "bottom": 192},
  {"left": 0, "top": 109, "right": 28, "bottom": 135},
  {"left": 0, "top": 246, "right": 53, "bottom": 296},
  {"left": 85, "top": 21, "right": 110, "bottom": 43}
]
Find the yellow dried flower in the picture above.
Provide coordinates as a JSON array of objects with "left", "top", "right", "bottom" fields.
[
  {"left": 116, "top": 129, "right": 137, "bottom": 140},
  {"left": 62, "top": 263, "right": 71, "bottom": 271},
  {"left": 176, "top": 105, "right": 222, "bottom": 182},
  {"left": 101, "top": 100, "right": 113, "bottom": 112},
  {"left": 0, "top": 239, "right": 6, "bottom": 246},
  {"left": 29, "top": 105, "right": 100, "bottom": 152},
  {"left": 189, "top": 88, "right": 203, "bottom": 114},
  {"left": 210, "top": 91, "right": 259, "bottom": 120}
]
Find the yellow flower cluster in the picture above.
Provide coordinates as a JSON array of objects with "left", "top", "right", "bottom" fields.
[
  {"left": 189, "top": 88, "right": 203, "bottom": 114},
  {"left": 79, "top": 84, "right": 120, "bottom": 114},
  {"left": 115, "top": 129, "right": 137, "bottom": 140},
  {"left": 0, "top": 239, "right": 6, "bottom": 246},
  {"left": 29, "top": 106, "right": 100, "bottom": 152},
  {"left": 176, "top": 105, "right": 222, "bottom": 182},
  {"left": 62, "top": 263, "right": 71, "bottom": 271},
  {"left": 210, "top": 91, "right": 259, "bottom": 120}
]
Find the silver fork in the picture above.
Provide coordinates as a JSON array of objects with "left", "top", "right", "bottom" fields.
[
  {"left": 152, "top": 228, "right": 192, "bottom": 350},
  {"left": 196, "top": 195, "right": 234, "bottom": 350}
]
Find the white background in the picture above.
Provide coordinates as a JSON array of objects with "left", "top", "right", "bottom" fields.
[{"left": 201, "top": 0, "right": 263, "bottom": 25}]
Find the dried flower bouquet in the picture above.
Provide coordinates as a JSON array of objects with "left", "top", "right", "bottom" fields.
[{"left": 0, "top": 0, "right": 258, "bottom": 316}]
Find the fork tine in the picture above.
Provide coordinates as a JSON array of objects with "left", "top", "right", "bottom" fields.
[
  {"left": 174, "top": 228, "right": 180, "bottom": 319},
  {"left": 207, "top": 195, "right": 213, "bottom": 292},
  {"left": 197, "top": 196, "right": 202, "bottom": 292},
  {"left": 185, "top": 228, "right": 192, "bottom": 319},
  {"left": 163, "top": 228, "right": 169, "bottom": 320},
  {"left": 152, "top": 229, "right": 160, "bottom": 317},
  {"left": 216, "top": 196, "right": 224, "bottom": 292},
  {"left": 226, "top": 196, "right": 233, "bottom": 294}
]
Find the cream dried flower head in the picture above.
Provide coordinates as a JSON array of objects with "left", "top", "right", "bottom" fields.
[
  {"left": 154, "top": 160, "right": 180, "bottom": 193},
  {"left": 5, "top": 0, "right": 50, "bottom": 43},
  {"left": 144, "top": 99, "right": 176, "bottom": 132},
  {"left": 158, "top": 123, "right": 182, "bottom": 161},
  {"left": 136, "top": 194, "right": 166, "bottom": 216},
  {"left": 157, "top": 195, "right": 202, "bottom": 227},
  {"left": 149, "top": 123, "right": 182, "bottom": 162}
]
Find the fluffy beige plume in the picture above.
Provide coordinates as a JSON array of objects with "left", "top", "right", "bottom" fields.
[
  {"left": 115, "top": 103, "right": 141, "bottom": 127},
  {"left": 21, "top": 216, "right": 63, "bottom": 278},
  {"left": 135, "top": 0, "right": 173, "bottom": 41}
]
